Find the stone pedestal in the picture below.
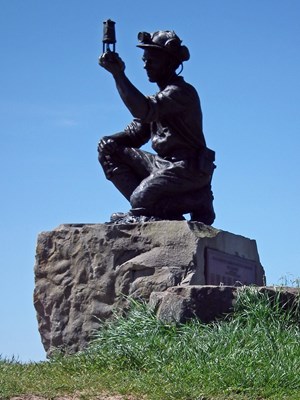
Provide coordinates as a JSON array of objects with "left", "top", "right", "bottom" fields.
[
  {"left": 149, "top": 285, "right": 300, "bottom": 325},
  {"left": 34, "top": 221, "right": 265, "bottom": 356}
]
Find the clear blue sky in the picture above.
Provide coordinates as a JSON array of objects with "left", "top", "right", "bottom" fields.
[{"left": 0, "top": 0, "right": 299, "bottom": 362}]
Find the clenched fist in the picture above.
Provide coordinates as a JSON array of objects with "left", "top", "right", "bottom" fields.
[{"left": 98, "top": 52, "right": 125, "bottom": 76}]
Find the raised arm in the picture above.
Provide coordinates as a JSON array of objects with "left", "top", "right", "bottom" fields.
[{"left": 99, "top": 52, "right": 149, "bottom": 120}]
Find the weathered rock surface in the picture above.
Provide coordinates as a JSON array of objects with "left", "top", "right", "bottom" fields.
[
  {"left": 150, "top": 285, "right": 300, "bottom": 324},
  {"left": 34, "top": 221, "right": 265, "bottom": 356}
]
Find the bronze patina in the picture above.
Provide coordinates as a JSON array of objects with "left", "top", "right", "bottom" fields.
[{"left": 98, "top": 21, "right": 216, "bottom": 224}]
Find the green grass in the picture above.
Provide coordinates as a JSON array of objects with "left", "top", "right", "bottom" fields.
[{"left": 1, "top": 287, "right": 300, "bottom": 400}]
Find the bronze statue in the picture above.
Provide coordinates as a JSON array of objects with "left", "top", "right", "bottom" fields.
[{"left": 98, "top": 22, "right": 216, "bottom": 224}]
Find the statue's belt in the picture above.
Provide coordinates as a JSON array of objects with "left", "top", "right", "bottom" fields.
[{"left": 163, "top": 147, "right": 216, "bottom": 175}]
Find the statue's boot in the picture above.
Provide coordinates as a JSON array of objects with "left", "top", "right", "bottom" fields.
[
  {"left": 188, "top": 185, "right": 215, "bottom": 225},
  {"left": 146, "top": 185, "right": 215, "bottom": 225}
]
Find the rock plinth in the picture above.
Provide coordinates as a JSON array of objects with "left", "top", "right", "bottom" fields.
[
  {"left": 34, "top": 221, "right": 265, "bottom": 356},
  {"left": 150, "top": 285, "right": 300, "bottom": 324}
]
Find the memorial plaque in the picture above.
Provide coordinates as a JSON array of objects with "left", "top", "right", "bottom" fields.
[{"left": 205, "top": 248, "right": 259, "bottom": 286}]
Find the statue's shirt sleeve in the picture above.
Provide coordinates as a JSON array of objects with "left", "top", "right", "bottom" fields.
[
  {"left": 143, "top": 83, "right": 192, "bottom": 123},
  {"left": 141, "top": 78, "right": 206, "bottom": 153}
]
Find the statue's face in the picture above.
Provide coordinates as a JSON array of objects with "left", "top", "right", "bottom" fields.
[{"left": 142, "top": 48, "right": 173, "bottom": 83}]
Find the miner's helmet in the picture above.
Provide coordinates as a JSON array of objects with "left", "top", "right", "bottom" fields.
[{"left": 137, "top": 30, "right": 190, "bottom": 63}]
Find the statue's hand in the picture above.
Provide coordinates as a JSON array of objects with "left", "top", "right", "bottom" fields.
[
  {"left": 98, "top": 136, "right": 118, "bottom": 155},
  {"left": 98, "top": 52, "right": 125, "bottom": 76}
]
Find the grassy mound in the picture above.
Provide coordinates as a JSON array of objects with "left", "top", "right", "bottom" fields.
[{"left": 1, "top": 287, "right": 299, "bottom": 399}]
